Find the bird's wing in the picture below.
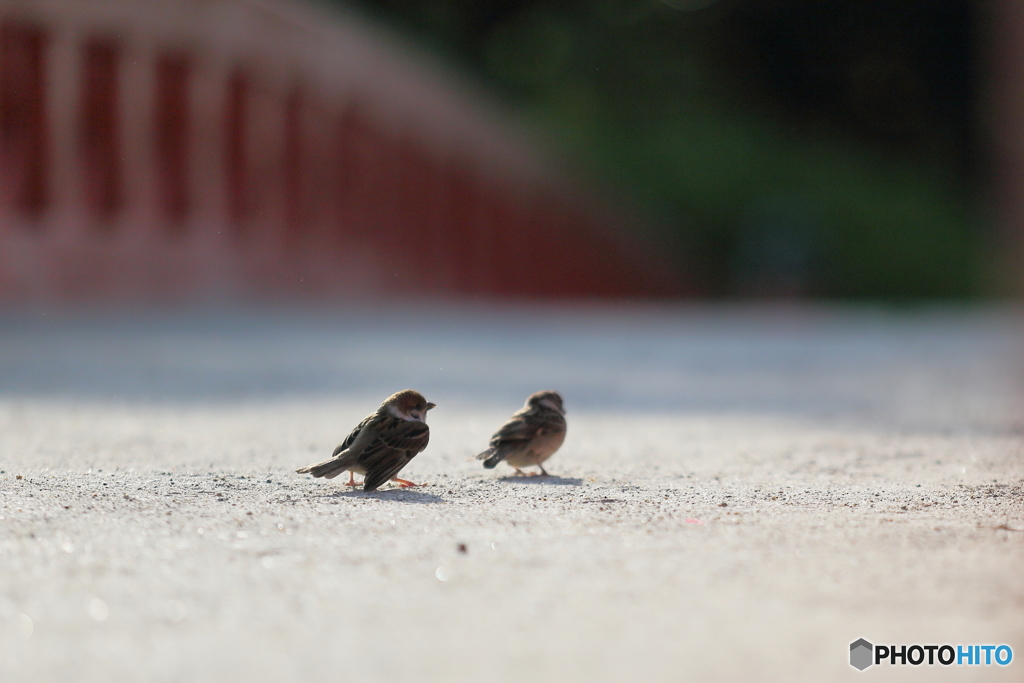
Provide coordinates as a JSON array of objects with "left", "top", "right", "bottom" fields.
[
  {"left": 490, "top": 409, "right": 566, "bottom": 449},
  {"left": 331, "top": 413, "right": 380, "bottom": 460},
  {"left": 354, "top": 419, "right": 428, "bottom": 490},
  {"left": 298, "top": 413, "right": 378, "bottom": 475},
  {"left": 489, "top": 415, "right": 534, "bottom": 443},
  {"left": 361, "top": 449, "right": 416, "bottom": 492},
  {"left": 374, "top": 417, "right": 430, "bottom": 454}
]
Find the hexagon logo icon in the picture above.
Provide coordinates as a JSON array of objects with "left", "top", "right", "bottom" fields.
[{"left": 850, "top": 638, "right": 873, "bottom": 670}]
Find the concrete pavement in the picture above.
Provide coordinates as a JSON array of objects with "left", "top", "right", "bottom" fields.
[{"left": 1, "top": 304, "right": 1022, "bottom": 681}]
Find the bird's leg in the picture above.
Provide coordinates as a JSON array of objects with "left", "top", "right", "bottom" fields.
[
  {"left": 391, "top": 477, "right": 418, "bottom": 488},
  {"left": 345, "top": 471, "right": 360, "bottom": 486},
  {"left": 535, "top": 464, "right": 550, "bottom": 477},
  {"left": 512, "top": 467, "right": 526, "bottom": 476}
]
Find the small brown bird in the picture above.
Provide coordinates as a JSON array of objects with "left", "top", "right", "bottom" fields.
[
  {"left": 296, "top": 390, "right": 435, "bottom": 492},
  {"left": 476, "top": 391, "right": 566, "bottom": 476}
]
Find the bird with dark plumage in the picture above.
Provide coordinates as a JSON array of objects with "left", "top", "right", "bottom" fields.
[
  {"left": 476, "top": 391, "right": 566, "bottom": 476},
  {"left": 296, "top": 389, "right": 435, "bottom": 492}
]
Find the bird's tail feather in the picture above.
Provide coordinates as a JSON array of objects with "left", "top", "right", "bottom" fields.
[
  {"left": 477, "top": 449, "right": 504, "bottom": 469},
  {"left": 296, "top": 457, "right": 349, "bottom": 479}
]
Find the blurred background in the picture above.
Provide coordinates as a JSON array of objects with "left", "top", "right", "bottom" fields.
[
  {"left": 352, "top": 0, "right": 990, "bottom": 299},
  {"left": 3, "top": 6, "right": 1024, "bottom": 681},
  {"left": 0, "top": 0, "right": 1020, "bottom": 302}
]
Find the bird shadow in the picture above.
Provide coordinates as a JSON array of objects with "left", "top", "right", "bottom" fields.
[
  {"left": 319, "top": 488, "right": 446, "bottom": 504},
  {"left": 495, "top": 475, "right": 583, "bottom": 486}
]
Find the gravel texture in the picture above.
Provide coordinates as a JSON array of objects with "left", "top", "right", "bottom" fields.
[{"left": 1, "top": 304, "right": 1022, "bottom": 682}]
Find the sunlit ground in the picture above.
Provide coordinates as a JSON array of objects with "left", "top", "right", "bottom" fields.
[{"left": 1, "top": 303, "right": 1022, "bottom": 682}]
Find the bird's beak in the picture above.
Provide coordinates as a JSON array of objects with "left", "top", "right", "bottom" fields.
[{"left": 426, "top": 402, "right": 436, "bottom": 410}]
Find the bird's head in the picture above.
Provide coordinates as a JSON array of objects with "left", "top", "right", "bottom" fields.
[
  {"left": 383, "top": 389, "right": 436, "bottom": 422},
  {"left": 526, "top": 390, "right": 565, "bottom": 415}
]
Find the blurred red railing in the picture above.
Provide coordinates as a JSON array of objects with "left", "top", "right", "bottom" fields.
[
  {"left": 0, "top": 22, "right": 47, "bottom": 221},
  {"left": 0, "top": 0, "right": 680, "bottom": 302}
]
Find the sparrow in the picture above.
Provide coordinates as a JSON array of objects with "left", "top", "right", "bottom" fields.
[
  {"left": 476, "top": 391, "right": 566, "bottom": 476},
  {"left": 296, "top": 389, "right": 435, "bottom": 492}
]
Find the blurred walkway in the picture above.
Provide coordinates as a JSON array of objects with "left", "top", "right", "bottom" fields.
[{"left": 1, "top": 304, "right": 1021, "bottom": 430}]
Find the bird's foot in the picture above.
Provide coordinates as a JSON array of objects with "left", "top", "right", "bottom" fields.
[
  {"left": 391, "top": 477, "right": 418, "bottom": 488},
  {"left": 345, "top": 473, "right": 360, "bottom": 486},
  {"left": 512, "top": 468, "right": 527, "bottom": 477}
]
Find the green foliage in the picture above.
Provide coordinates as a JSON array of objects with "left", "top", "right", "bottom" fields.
[
  {"left": 342, "top": 0, "right": 985, "bottom": 298},
  {"left": 573, "top": 104, "right": 979, "bottom": 298}
]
